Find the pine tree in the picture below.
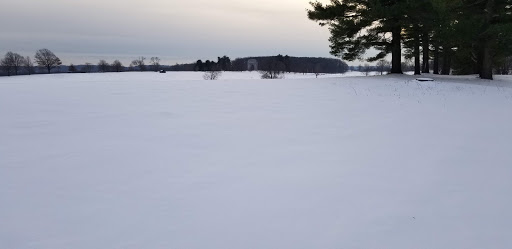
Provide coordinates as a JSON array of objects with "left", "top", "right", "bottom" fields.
[
  {"left": 400, "top": 0, "right": 436, "bottom": 75},
  {"left": 195, "top": 60, "right": 204, "bottom": 71},
  {"left": 435, "top": 0, "right": 512, "bottom": 78},
  {"left": 459, "top": 0, "right": 512, "bottom": 79},
  {"left": 308, "top": 0, "right": 412, "bottom": 74}
]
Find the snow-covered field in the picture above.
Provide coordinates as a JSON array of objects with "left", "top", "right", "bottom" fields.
[{"left": 1, "top": 72, "right": 511, "bottom": 249}]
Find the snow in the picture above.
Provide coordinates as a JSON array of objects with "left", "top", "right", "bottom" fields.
[{"left": 1, "top": 72, "right": 511, "bottom": 249}]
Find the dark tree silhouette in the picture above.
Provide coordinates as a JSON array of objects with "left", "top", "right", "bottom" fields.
[
  {"left": 195, "top": 60, "right": 204, "bottom": 71},
  {"left": 84, "top": 63, "right": 93, "bottom": 73},
  {"left": 0, "top": 54, "right": 14, "bottom": 76},
  {"left": 308, "top": 0, "right": 409, "bottom": 74},
  {"left": 35, "top": 49, "right": 62, "bottom": 74},
  {"left": 376, "top": 60, "right": 390, "bottom": 75},
  {"left": 98, "top": 60, "right": 110, "bottom": 72},
  {"left": 1, "top": 52, "right": 25, "bottom": 76},
  {"left": 260, "top": 58, "right": 285, "bottom": 79},
  {"left": 23, "top": 56, "right": 34, "bottom": 75},
  {"left": 131, "top": 57, "right": 146, "bottom": 71},
  {"left": 68, "top": 64, "right": 77, "bottom": 73},
  {"left": 150, "top": 57, "right": 161, "bottom": 71},
  {"left": 217, "top": 56, "right": 231, "bottom": 71},
  {"left": 111, "top": 60, "right": 124, "bottom": 72}
]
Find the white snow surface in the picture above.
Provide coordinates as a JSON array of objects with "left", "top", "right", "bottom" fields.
[{"left": 1, "top": 72, "right": 512, "bottom": 249}]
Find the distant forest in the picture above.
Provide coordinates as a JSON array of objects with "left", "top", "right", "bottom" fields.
[
  {"left": 169, "top": 55, "right": 349, "bottom": 74},
  {"left": 0, "top": 51, "right": 349, "bottom": 76}
]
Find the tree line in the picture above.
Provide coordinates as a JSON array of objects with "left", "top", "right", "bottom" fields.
[
  {"left": 0, "top": 49, "right": 62, "bottom": 76},
  {"left": 169, "top": 55, "right": 349, "bottom": 74},
  {"left": 308, "top": 0, "right": 512, "bottom": 80},
  {"left": 69, "top": 57, "right": 164, "bottom": 73},
  {"left": 0, "top": 49, "right": 173, "bottom": 76},
  {"left": 1, "top": 50, "right": 347, "bottom": 77}
]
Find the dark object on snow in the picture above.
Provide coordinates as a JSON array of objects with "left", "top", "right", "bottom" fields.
[
  {"left": 416, "top": 78, "right": 434, "bottom": 82},
  {"left": 159, "top": 70, "right": 166, "bottom": 73}
]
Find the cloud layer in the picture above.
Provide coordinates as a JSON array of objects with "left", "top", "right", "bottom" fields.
[{"left": 0, "top": 0, "right": 332, "bottom": 64}]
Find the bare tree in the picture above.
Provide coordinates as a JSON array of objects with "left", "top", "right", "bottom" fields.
[
  {"left": 1, "top": 52, "right": 26, "bottom": 76},
  {"left": 150, "top": 57, "right": 161, "bottom": 71},
  {"left": 0, "top": 65, "right": 6, "bottom": 76},
  {"left": 23, "top": 56, "right": 34, "bottom": 75},
  {"left": 363, "top": 64, "right": 372, "bottom": 76},
  {"left": 203, "top": 71, "right": 222, "bottom": 80},
  {"left": 12, "top": 53, "right": 24, "bottom": 75},
  {"left": 84, "top": 63, "right": 93, "bottom": 73},
  {"left": 98, "top": 60, "right": 110, "bottom": 72},
  {"left": 402, "top": 59, "right": 414, "bottom": 72},
  {"left": 1, "top": 53, "right": 15, "bottom": 76},
  {"left": 203, "top": 64, "right": 222, "bottom": 80},
  {"left": 111, "top": 60, "right": 124, "bottom": 72},
  {"left": 376, "top": 60, "right": 390, "bottom": 75},
  {"left": 260, "top": 59, "right": 285, "bottom": 79},
  {"left": 34, "top": 49, "right": 62, "bottom": 74},
  {"left": 130, "top": 56, "right": 146, "bottom": 71},
  {"left": 2, "top": 52, "right": 23, "bottom": 75},
  {"left": 0, "top": 62, "right": 13, "bottom": 76}
]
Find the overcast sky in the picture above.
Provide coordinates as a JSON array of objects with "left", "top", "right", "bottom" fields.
[{"left": 0, "top": 0, "right": 338, "bottom": 65}]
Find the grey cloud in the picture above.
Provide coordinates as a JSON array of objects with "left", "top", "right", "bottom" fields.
[{"left": 0, "top": 0, "right": 334, "bottom": 64}]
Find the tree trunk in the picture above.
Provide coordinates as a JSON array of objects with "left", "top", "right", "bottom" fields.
[
  {"left": 479, "top": 0, "right": 495, "bottom": 80},
  {"left": 414, "top": 28, "right": 421, "bottom": 75},
  {"left": 47, "top": 65, "right": 51, "bottom": 74},
  {"left": 441, "top": 46, "right": 451, "bottom": 75},
  {"left": 480, "top": 41, "right": 494, "bottom": 80},
  {"left": 390, "top": 25, "right": 403, "bottom": 74},
  {"left": 475, "top": 46, "right": 484, "bottom": 75},
  {"left": 433, "top": 43, "right": 439, "bottom": 74},
  {"left": 422, "top": 31, "right": 430, "bottom": 73}
]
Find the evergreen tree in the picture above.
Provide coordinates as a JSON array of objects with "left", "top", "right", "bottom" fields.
[
  {"left": 308, "top": 0, "right": 412, "bottom": 74},
  {"left": 195, "top": 60, "right": 204, "bottom": 71},
  {"left": 458, "top": 0, "right": 512, "bottom": 79},
  {"left": 284, "top": 55, "right": 291, "bottom": 72},
  {"left": 429, "top": 0, "right": 511, "bottom": 78},
  {"left": 403, "top": 23, "right": 422, "bottom": 75},
  {"left": 204, "top": 60, "right": 212, "bottom": 71},
  {"left": 216, "top": 56, "right": 231, "bottom": 71}
]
